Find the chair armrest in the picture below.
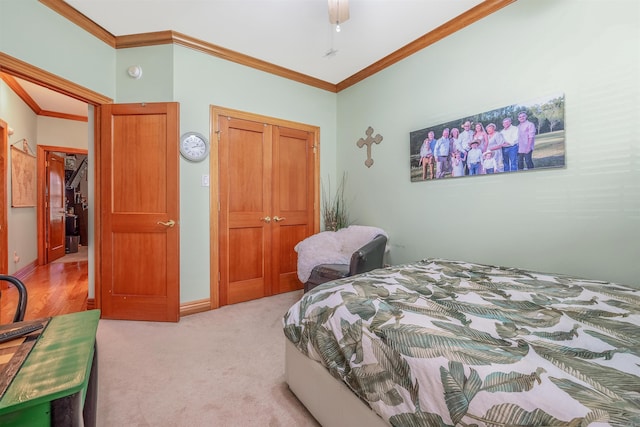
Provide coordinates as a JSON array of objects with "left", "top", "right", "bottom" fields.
[
  {"left": 349, "top": 234, "right": 387, "bottom": 276},
  {"left": 304, "top": 264, "right": 350, "bottom": 293},
  {"left": 0, "top": 275, "right": 28, "bottom": 322}
]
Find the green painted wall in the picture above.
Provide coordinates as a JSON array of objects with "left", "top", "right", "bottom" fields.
[
  {"left": 0, "top": 1, "right": 338, "bottom": 303},
  {"left": 108, "top": 44, "right": 338, "bottom": 302},
  {"left": 171, "top": 46, "right": 337, "bottom": 302},
  {"left": 0, "top": 80, "right": 38, "bottom": 275},
  {"left": 115, "top": 46, "right": 175, "bottom": 102},
  {"left": 0, "top": 0, "right": 115, "bottom": 98},
  {"left": 0, "top": 81, "right": 89, "bottom": 276},
  {"left": 336, "top": 0, "right": 640, "bottom": 286},
  {"left": 1, "top": 0, "right": 113, "bottom": 289},
  {"left": 2, "top": 0, "right": 638, "bottom": 305}
]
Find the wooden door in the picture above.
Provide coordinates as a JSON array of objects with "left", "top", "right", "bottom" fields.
[
  {"left": 271, "top": 126, "right": 316, "bottom": 294},
  {"left": 0, "top": 119, "right": 7, "bottom": 274},
  {"left": 100, "top": 103, "right": 180, "bottom": 322},
  {"left": 217, "top": 111, "right": 317, "bottom": 306},
  {"left": 219, "top": 117, "right": 272, "bottom": 305},
  {"left": 46, "top": 152, "right": 66, "bottom": 262}
]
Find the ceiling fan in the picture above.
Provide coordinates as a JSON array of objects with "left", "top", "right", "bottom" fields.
[{"left": 328, "top": 0, "right": 350, "bottom": 32}]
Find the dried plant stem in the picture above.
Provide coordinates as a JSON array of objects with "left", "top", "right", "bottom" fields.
[{"left": 322, "top": 172, "right": 349, "bottom": 231}]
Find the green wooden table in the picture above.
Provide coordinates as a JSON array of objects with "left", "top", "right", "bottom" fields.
[{"left": 0, "top": 310, "right": 100, "bottom": 426}]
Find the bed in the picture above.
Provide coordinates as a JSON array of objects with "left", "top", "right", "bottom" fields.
[{"left": 283, "top": 258, "right": 640, "bottom": 427}]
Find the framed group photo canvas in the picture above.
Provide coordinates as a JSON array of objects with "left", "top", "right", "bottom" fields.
[{"left": 409, "top": 93, "right": 565, "bottom": 182}]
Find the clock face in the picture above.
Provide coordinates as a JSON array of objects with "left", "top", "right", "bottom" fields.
[{"left": 180, "top": 132, "right": 209, "bottom": 162}]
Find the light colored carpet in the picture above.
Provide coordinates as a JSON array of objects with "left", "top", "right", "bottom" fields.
[
  {"left": 52, "top": 245, "right": 88, "bottom": 263},
  {"left": 96, "top": 291, "right": 319, "bottom": 427}
]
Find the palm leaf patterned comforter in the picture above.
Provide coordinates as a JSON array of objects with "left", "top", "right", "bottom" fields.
[{"left": 283, "top": 258, "right": 640, "bottom": 427}]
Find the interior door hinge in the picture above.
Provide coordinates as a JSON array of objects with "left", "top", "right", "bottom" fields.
[{"left": 215, "top": 130, "right": 221, "bottom": 141}]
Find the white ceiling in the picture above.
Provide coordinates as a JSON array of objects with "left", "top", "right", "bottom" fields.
[
  {"left": 11, "top": 0, "right": 487, "bottom": 117},
  {"left": 66, "top": 0, "right": 484, "bottom": 84},
  {"left": 16, "top": 77, "right": 89, "bottom": 117}
]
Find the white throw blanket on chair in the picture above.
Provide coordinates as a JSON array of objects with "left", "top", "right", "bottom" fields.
[{"left": 294, "top": 225, "right": 387, "bottom": 283}]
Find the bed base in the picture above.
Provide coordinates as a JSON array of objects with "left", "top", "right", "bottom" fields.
[{"left": 285, "top": 339, "right": 388, "bottom": 427}]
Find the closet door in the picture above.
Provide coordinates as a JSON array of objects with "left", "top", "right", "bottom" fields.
[
  {"left": 217, "top": 112, "right": 318, "bottom": 306},
  {"left": 219, "top": 117, "right": 272, "bottom": 305},
  {"left": 270, "top": 126, "right": 315, "bottom": 295}
]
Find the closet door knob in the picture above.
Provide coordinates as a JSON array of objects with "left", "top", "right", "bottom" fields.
[
  {"left": 261, "top": 217, "right": 271, "bottom": 223},
  {"left": 157, "top": 219, "right": 176, "bottom": 227},
  {"left": 273, "top": 216, "right": 286, "bottom": 222}
]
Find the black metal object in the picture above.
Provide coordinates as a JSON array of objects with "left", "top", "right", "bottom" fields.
[
  {"left": 0, "top": 275, "right": 28, "bottom": 322},
  {"left": 82, "top": 343, "right": 98, "bottom": 427}
]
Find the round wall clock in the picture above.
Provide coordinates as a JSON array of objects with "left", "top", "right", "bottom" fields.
[{"left": 179, "top": 132, "right": 209, "bottom": 162}]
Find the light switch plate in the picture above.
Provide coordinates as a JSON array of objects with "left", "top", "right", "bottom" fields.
[{"left": 201, "top": 174, "right": 210, "bottom": 187}]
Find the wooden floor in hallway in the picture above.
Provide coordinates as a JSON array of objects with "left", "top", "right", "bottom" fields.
[{"left": 0, "top": 260, "right": 88, "bottom": 324}]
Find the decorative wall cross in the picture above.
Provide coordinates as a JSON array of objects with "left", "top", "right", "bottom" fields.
[{"left": 356, "top": 126, "right": 383, "bottom": 168}]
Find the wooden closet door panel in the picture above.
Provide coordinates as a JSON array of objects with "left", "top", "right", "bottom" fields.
[
  {"left": 271, "top": 126, "right": 315, "bottom": 294},
  {"left": 219, "top": 117, "right": 272, "bottom": 305},
  {"left": 214, "top": 106, "right": 319, "bottom": 307}
]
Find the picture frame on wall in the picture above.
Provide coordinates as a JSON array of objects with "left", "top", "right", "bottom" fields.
[
  {"left": 10, "top": 146, "right": 37, "bottom": 207},
  {"left": 409, "top": 93, "right": 565, "bottom": 182}
]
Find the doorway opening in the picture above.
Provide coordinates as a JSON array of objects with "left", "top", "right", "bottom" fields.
[
  {"left": 37, "top": 146, "right": 89, "bottom": 265},
  {"left": 1, "top": 52, "right": 112, "bottom": 312}
]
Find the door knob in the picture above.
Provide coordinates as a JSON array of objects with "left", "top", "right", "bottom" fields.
[
  {"left": 157, "top": 219, "right": 176, "bottom": 227},
  {"left": 260, "top": 216, "right": 271, "bottom": 223},
  {"left": 273, "top": 216, "right": 286, "bottom": 222}
]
